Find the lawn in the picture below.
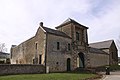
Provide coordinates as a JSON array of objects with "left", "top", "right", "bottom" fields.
[{"left": 0, "top": 73, "right": 96, "bottom": 80}]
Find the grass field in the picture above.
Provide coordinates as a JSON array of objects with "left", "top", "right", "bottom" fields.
[{"left": 0, "top": 73, "right": 96, "bottom": 80}]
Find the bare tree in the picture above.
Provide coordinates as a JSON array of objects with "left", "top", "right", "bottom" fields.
[
  {"left": 0, "top": 43, "right": 7, "bottom": 52},
  {"left": 116, "top": 36, "right": 120, "bottom": 58},
  {"left": 117, "top": 36, "right": 120, "bottom": 49}
]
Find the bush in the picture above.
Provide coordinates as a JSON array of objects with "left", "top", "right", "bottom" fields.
[
  {"left": 95, "top": 65, "right": 120, "bottom": 72},
  {"left": 110, "top": 65, "right": 120, "bottom": 71}
]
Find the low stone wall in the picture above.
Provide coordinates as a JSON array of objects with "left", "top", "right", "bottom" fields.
[{"left": 0, "top": 64, "right": 45, "bottom": 75}]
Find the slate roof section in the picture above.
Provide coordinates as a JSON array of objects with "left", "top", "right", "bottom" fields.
[
  {"left": 56, "top": 18, "right": 88, "bottom": 29},
  {"left": 42, "top": 27, "right": 71, "bottom": 39},
  {"left": 0, "top": 52, "right": 9, "bottom": 55},
  {"left": 0, "top": 52, "right": 10, "bottom": 58},
  {"left": 89, "top": 47, "right": 108, "bottom": 54},
  {"left": 89, "top": 40, "right": 114, "bottom": 49}
]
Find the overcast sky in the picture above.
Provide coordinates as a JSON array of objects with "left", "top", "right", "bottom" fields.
[{"left": 0, "top": 0, "right": 120, "bottom": 56}]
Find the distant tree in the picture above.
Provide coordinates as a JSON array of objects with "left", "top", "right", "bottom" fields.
[
  {"left": 0, "top": 43, "right": 7, "bottom": 52},
  {"left": 117, "top": 36, "right": 120, "bottom": 49},
  {"left": 117, "top": 36, "right": 120, "bottom": 58}
]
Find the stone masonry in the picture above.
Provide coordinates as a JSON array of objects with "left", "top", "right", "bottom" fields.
[{"left": 11, "top": 18, "right": 118, "bottom": 72}]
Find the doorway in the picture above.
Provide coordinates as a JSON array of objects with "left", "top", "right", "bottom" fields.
[
  {"left": 67, "top": 58, "right": 71, "bottom": 71},
  {"left": 78, "top": 52, "right": 85, "bottom": 68},
  {"left": 39, "top": 55, "right": 42, "bottom": 64}
]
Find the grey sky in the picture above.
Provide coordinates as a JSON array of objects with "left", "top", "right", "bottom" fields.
[{"left": 0, "top": 0, "right": 120, "bottom": 56}]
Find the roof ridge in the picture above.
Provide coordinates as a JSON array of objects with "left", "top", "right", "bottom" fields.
[
  {"left": 89, "top": 39, "right": 114, "bottom": 49},
  {"left": 43, "top": 26, "right": 57, "bottom": 31},
  {"left": 59, "top": 18, "right": 75, "bottom": 25},
  {"left": 90, "top": 39, "right": 114, "bottom": 44},
  {"left": 56, "top": 18, "right": 88, "bottom": 29},
  {"left": 43, "top": 26, "right": 66, "bottom": 33},
  {"left": 42, "top": 26, "right": 71, "bottom": 39}
]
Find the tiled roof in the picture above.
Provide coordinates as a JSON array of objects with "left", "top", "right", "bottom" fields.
[
  {"left": 0, "top": 52, "right": 9, "bottom": 55},
  {"left": 42, "top": 27, "right": 71, "bottom": 39},
  {"left": 89, "top": 40, "right": 114, "bottom": 49},
  {"left": 0, "top": 52, "right": 10, "bottom": 58},
  {"left": 56, "top": 18, "right": 88, "bottom": 29},
  {"left": 89, "top": 47, "right": 108, "bottom": 54}
]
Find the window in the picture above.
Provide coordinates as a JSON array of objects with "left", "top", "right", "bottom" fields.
[
  {"left": 68, "top": 43, "right": 71, "bottom": 51},
  {"left": 57, "top": 42, "right": 60, "bottom": 50},
  {"left": 81, "top": 30, "right": 84, "bottom": 41},
  {"left": 56, "top": 62, "right": 59, "bottom": 64},
  {"left": 76, "top": 32, "right": 80, "bottom": 41},
  {"left": 33, "top": 58, "right": 35, "bottom": 64},
  {"left": 35, "top": 43, "right": 38, "bottom": 50},
  {"left": 39, "top": 55, "right": 42, "bottom": 64},
  {"left": 16, "top": 60, "right": 18, "bottom": 64}
]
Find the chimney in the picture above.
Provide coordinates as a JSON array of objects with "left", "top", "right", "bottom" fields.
[
  {"left": 40, "top": 22, "right": 43, "bottom": 27},
  {"left": 11, "top": 45, "right": 17, "bottom": 48}
]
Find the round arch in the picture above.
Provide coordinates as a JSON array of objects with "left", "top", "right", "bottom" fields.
[
  {"left": 78, "top": 52, "right": 85, "bottom": 68},
  {"left": 66, "top": 58, "right": 71, "bottom": 71}
]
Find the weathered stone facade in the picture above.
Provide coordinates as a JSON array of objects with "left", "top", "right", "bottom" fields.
[
  {"left": 11, "top": 27, "right": 46, "bottom": 64},
  {"left": 56, "top": 19, "right": 89, "bottom": 70},
  {"left": 46, "top": 34, "right": 72, "bottom": 71},
  {"left": 90, "top": 40, "right": 118, "bottom": 65},
  {"left": 108, "top": 41, "right": 118, "bottom": 65},
  {"left": 11, "top": 18, "right": 118, "bottom": 72},
  {"left": 88, "top": 47, "right": 109, "bottom": 67}
]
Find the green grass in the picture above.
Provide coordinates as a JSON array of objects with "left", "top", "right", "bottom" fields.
[{"left": 0, "top": 73, "right": 96, "bottom": 80}]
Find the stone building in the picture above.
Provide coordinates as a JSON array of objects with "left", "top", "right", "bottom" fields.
[
  {"left": 11, "top": 18, "right": 118, "bottom": 72},
  {"left": 88, "top": 47, "right": 109, "bottom": 67},
  {"left": 118, "top": 57, "right": 120, "bottom": 65},
  {"left": 0, "top": 52, "right": 10, "bottom": 64},
  {"left": 89, "top": 40, "right": 118, "bottom": 65}
]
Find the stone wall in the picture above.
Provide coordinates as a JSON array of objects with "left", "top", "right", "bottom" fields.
[
  {"left": 57, "top": 23, "right": 72, "bottom": 38},
  {"left": 11, "top": 26, "right": 46, "bottom": 65},
  {"left": 56, "top": 21, "right": 88, "bottom": 69},
  {"left": 88, "top": 53, "right": 109, "bottom": 67},
  {"left": 0, "top": 64, "right": 45, "bottom": 75},
  {"left": 109, "top": 42, "right": 118, "bottom": 65},
  {"left": 101, "top": 42, "right": 118, "bottom": 65},
  {"left": 11, "top": 36, "right": 36, "bottom": 64},
  {"left": 46, "top": 34, "right": 72, "bottom": 72}
]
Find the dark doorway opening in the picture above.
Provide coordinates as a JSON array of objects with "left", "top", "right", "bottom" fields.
[
  {"left": 78, "top": 52, "right": 85, "bottom": 68},
  {"left": 67, "top": 58, "right": 71, "bottom": 71},
  {"left": 39, "top": 55, "right": 42, "bottom": 64}
]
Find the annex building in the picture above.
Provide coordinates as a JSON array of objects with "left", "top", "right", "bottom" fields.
[
  {"left": 11, "top": 18, "right": 118, "bottom": 72},
  {"left": 0, "top": 52, "right": 10, "bottom": 64}
]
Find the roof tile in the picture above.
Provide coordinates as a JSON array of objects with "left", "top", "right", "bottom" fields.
[
  {"left": 42, "top": 27, "right": 71, "bottom": 39},
  {"left": 89, "top": 40, "right": 114, "bottom": 49}
]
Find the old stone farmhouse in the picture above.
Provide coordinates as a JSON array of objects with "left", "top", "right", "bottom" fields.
[{"left": 11, "top": 18, "right": 118, "bottom": 72}]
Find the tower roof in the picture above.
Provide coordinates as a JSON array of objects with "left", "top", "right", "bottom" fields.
[{"left": 56, "top": 18, "right": 88, "bottom": 29}]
